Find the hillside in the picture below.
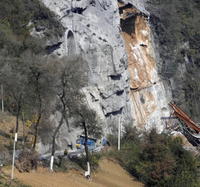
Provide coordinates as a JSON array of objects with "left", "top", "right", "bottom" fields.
[
  {"left": 0, "top": 0, "right": 200, "bottom": 186},
  {"left": 4, "top": 159, "right": 143, "bottom": 187}
]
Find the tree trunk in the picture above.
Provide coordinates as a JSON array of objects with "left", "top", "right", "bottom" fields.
[
  {"left": 32, "top": 73, "right": 43, "bottom": 150},
  {"left": 32, "top": 113, "right": 41, "bottom": 150},
  {"left": 50, "top": 114, "right": 64, "bottom": 171},
  {"left": 64, "top": 114, "right": 71, "bottom": 132},
  {"left": 21, "top": 112, "right": 25, "bottom": 148},
  {"left": 32, "top": 78, "right": 42, "bottom": 150},
  {"left": 15, "top": 103, "right": 21, "bottom": 133}
]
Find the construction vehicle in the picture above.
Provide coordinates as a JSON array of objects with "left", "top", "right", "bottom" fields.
[{"left": 169, "top": 103, "right": 200, "bottom": 146}]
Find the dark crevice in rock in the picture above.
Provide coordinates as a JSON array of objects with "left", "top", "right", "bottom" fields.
[
  {"left": 130, "top": 87, "right": 139, "bottom": 91},
  {"left": 140, "top": 43, "right": 148, "bottom": 48},
  {"left": 110, "top": 74, "right": 122, "bottom": 80},
  {"left": 90, "top": 93, "right": 98, "bottom": 102},
  {"left": 100, "top": 93, "right": 108, "bottom": 99},
  {"left": 45, "top": 42, "right": 62, "bottom": 54},
  {"left": 140, "top": 95, "right": 145, "bottom": 104},
  {"left": 119, "top": 3, "right": 133, "bottom": 14},
  {"left": 116, "top": 90, "right": 124, "bottom": 96},
  {"left": 120, "top": 15, "right": 136, "bottom": 35},
  {"left": 105, "top": 108, "right": 123, "bottom": 117},
  {"left": 119, "top": 1, "right": 148, "bottom": 35},
  {"left": 90, "top": 0, "right": 96, "bottom": 6},
  {"left": 72, "top": 7, "right": 86, "bottom": 14}
]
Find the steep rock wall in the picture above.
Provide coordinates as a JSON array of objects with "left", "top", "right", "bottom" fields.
[
  {"left": 38, "top": 0, "right": 172, "bottom": 153},
  {"left": 119, "top": 1, "right": 171, "bottom": 131},
  {"left": 38, "top": 0, "right": 132, "bottom": 153}
]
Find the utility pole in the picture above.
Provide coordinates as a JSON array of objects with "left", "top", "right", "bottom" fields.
[
  {"left": 1, "top": 84, "right": 4, "bottom": 112},
  {"left": 118, "top": 116, "right": 121, "bottom": 151}
]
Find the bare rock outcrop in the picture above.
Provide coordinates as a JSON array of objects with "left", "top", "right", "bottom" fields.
[{"left": 37, "top": 0, "right": 172, "bottom": 153}]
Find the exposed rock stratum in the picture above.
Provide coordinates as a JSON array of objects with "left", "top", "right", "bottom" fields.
[{"left": 37, "top": 0, "right": 172, "bottom": 153}]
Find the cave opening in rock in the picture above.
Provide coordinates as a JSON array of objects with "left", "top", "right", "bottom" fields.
[
  {"left": 119, "top": 3, "right": 133, "bottom": 14},
  {"left": 110, "top": 74, "right": 122, "bottom": 80},
  {"left": 120, "top": 16, "right": 136, "bottom": 35},
  {"left": 72, "top": 7, "right": 86, "bottom": 14},
  {"left": 116, "top": 90, "right": 124, "bottom": 96},
  {"left": 67, "top": 30, "right": 76, "bottom": 56},
  {"left": 105, "top": 108, "right": 123, "bottom": 117},
  {"left": 46, "top": 42, "right": 62, "bottom": 54}
]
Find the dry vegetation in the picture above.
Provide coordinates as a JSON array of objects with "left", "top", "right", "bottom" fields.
[{"left": 3, "top": 159, "right": 143, "bottom": 187}]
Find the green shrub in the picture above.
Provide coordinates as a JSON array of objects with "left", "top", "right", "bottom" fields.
[{"left": 112, "top": 128, "right": 200, "bottom": 187}]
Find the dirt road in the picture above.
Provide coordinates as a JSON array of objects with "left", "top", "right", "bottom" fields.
[{"left": 13, "top": 159, "right": 143, "bottom": 187}]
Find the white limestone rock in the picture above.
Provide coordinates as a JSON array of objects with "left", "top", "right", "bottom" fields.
[
  {"left": 37, "top": 0, "right": 172, "bottom": 154},
  {"left": 38, "top": 0, "right": 133, "bottom": 154},
  {"left": 41, "top": 0, "right": 132, "bottom": 125}
]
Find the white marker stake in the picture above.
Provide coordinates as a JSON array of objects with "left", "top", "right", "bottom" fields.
[
  {"left": 11, "top": 133, "right": 17, "bottom": 180},
  {"left": 50, "top": 155, "right": 54, "bottom": 171},
  {"left": 85, "top": 161, "right": 91, "bottom": 178},
  {"left": 118, "top": 116, "right": 121, "bottom": 151}
]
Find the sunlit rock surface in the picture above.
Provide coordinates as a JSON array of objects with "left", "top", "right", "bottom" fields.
[
  {"left": 38, "top": 0, "right": 172, "bottom": 153},
  {"left": 42, "top": 0, "right": 132, "bottom": 130},
  {"left": 119, "top": 3, "right": 171, "bottom": 131}
]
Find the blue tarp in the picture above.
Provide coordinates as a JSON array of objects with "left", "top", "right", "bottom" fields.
[{"left": 76, "top": 137, "right": 96, "bottom": 150}]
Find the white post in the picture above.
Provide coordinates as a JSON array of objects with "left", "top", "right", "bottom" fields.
[
  {"left": 50, "top": 155, "right": 54, "bottom": 171},
  {"left": 22, "top": 112, "right": 25, "bottom": 146},
  {"left": 11, "top": 133, "right": 17, "bottom": 180},
  {"left": 1, "top": 84, "right": 4, "bottom": 113},
  {"left": 84, "top": 161, "right": 91, "bottom": 178},
  {"left": 118, "top": 116, "right": 121, "bottom": 151},
  {"left": 87, "top": 161, "right": 90, "bottom": 176}
]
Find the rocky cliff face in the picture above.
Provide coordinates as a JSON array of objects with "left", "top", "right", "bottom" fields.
[
  {"left": 119, "top": 1, "right": 171, "bottom": 131},
  {"left": 42, "top": 0, "right": 132, "bottom": 131},
  {"left": 38, "top": 0, "right": 172, "bottom": 153}
]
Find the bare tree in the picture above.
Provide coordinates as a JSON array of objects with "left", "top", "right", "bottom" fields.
[
  {"left": 21, "top": 51, "right": 57, "bottom": 150},
  {"left": 50, "top": 56, "right": 87, "bottom": 171},
  {"left": 76, "top": 105, "right": 102, "bottom": 178},
  {"left": 49, "top": 56, "right": 102, "bottom": 177}
]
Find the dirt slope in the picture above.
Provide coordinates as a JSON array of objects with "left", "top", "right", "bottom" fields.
[{"left": 13, "top": 159, "right": 144, "bottom": 187}]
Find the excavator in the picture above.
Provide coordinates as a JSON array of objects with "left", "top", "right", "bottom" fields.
[{"left": 169, "top": 103, "right": 200, "bottom": 146}]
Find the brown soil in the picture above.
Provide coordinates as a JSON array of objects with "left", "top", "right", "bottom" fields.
[{"left": 7, "top": 159, "right": 144, "bottom": 187}]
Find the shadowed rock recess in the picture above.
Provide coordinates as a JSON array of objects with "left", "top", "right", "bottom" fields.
[{"left": 36, "top": 0, "right": 186, "bottom": 153}]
